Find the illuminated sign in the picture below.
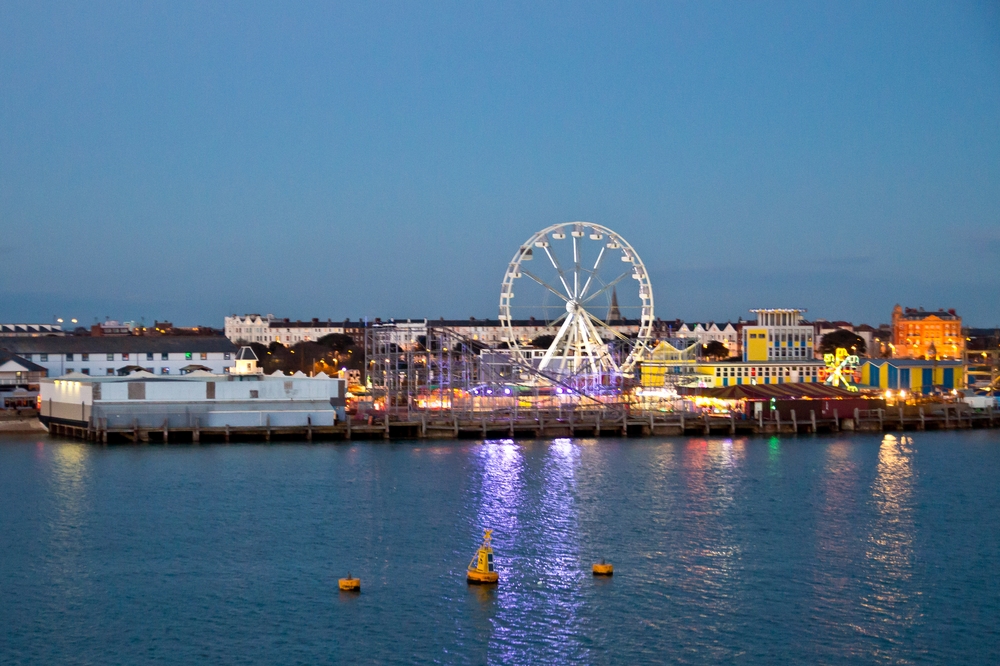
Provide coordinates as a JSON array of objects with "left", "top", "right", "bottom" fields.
[{"left": 824, "top": 347, "right": 860, "bottom": 392}]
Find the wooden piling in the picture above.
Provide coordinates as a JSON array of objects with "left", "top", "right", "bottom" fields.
[{"left": 810, "top": 410, "right": 817, "bottom": 434}]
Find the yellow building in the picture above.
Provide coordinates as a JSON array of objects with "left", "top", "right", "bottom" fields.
[
  {"left": 891, "top": 305, "right": 963, "bottom": 360},
  {"left": 743, "top": 308, "right": 815, "bottom": 362},
  {"left": 640, "top": 341, "right": 699, "bottom": 387},
  {"left": 641, "top": 337, "right": 825, "bottom": 389},
  {"left": 860, "top": 359, "right": 963, "bottom": 392}
]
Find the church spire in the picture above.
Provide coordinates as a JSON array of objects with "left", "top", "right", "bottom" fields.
[{"left": 607, "top": 287, "right": 621, "bottom": 322}]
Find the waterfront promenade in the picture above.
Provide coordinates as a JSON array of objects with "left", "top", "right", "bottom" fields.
[{"left": 44, "top": 403, "right": 1000, "bottom": 443}]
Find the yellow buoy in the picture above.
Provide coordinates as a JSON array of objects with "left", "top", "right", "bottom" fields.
[
  {"left": 339, "top": 573, "right": 360, "bottom": 591},
  {"left": 592, "top": 559, "right": 613, "bottom": 576},
  {"left": 467, "top": 529, "right": 499, "bottom": 585}
]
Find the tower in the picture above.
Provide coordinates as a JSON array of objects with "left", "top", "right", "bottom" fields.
[{"left": 607, "top": 287, "right": 621, "bottom": 323}]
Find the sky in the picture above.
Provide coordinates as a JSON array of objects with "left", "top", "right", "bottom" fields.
[{"left": 1, "top": 1, "right": 998, "bottom": 328}]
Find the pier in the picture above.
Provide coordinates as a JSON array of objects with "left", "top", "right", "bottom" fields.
[{"left": 44, "top": 403, "right": 999, "bottom": 444}]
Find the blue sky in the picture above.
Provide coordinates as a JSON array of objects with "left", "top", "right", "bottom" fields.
[{"left": 1, "top": 1, "right": 998, "bottom": 327}]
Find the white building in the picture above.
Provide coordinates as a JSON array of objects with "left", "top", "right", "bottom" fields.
[
  {"left": 0, "top": 337, "right": 237, "bottom": 377},
  {"left": 225, "top": 314, "right": 346, "bottom": 346},
  {"left": 674, "top": 322, "right": 740, "bottom": 356},
  {"left": 742, "top": 308, "right": 815, "bottom": 362},
  {"left": 39, "top": 368, "right": 347, "bottom": 431},
  {"left": 0, "top": 323, "right": 64, "bottom": 337}
]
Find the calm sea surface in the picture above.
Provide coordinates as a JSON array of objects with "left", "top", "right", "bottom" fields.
[{"left": 2, "top": 431, "right": 999, "bottom": 664}]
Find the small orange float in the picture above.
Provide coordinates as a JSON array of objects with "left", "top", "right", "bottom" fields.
[
  {"left": 592, "top": 559, "right": 613, "bottom": 576},
  {"left": 339, "top": 573, "right": 360, "bottom": 591}
]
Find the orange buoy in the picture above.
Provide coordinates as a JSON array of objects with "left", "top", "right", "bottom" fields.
[
  {"left": 592, "top": 559, "right": 613, "bottom": 576},
  {"left": 339, "top": 573, "right": 360, "bottom": 591},
  {"left": 467, "top": 529, "right": 499, "bottom": 585}
]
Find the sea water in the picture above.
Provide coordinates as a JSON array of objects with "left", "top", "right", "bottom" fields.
[{"left": 1, "top": 431, "right": 998, "bottom": 664}]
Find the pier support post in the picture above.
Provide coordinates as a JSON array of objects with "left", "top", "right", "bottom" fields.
[
  {"left": 757, "top": 410, "right": 762, "bottom": 430},
  {"left": 833, "top": 409, "right": 839, "bottom": 432},
  {"left": 384, "top": 413, "right": 390, "bottom": 439},
  {"left": 703, "top": 412, "right": 710, "bottom": 435},
  {"left": 919, "top": 407, "right": 925, "bottom": 430},
  {"left": 622, "top": 412, "right": 628, "bottom": 437},
  {"left": 650, "top": 413, "right": 655, "bottom": 436},
  {"left": 595, "top": 411, "right": 601, "bottom": 436},
  {"left": 877, "top": 408, "right": 882, "bottom": 431},
  {"left": 163, "top": 419, "right": 169, "bottom": 444},
  {"left": 810, "top": 410, "right": 817, "bottom": 434},
  {"left": 899, "top": 407, "right": 905, "bottom": 431},
  {"left": 730, "top": 412, "right": 736, "bottom": 435},
  {"left": 307, "top": 416, "right": 312, "bottom": 442},
  {"left": 193, "top": 418, "right": 200, "bottom": 444},
  {"left": 680, "top": 412, "right": 685, "bottom": 432},
  {"left": 132, "top": 419, "right": 139, "bottom": 444},
  {"left": 775, "top": 410, "right": 781, "bottom": 434},
  {"left": 791, "top": 410, "right": 798, "bottom": 434},
  {"left": 346, "top": 415, "right": 351, "bottom": 440},
  {"left": 944, "top": 406, "right": 950, "bottom": 429},
  {"left": 481, "top": 416, "right": 487, "bottom": 438},
  {"left": 569, "top": 410, "right": 575, "bottom": 437},
  {"left": 421, "top": 413, "right": 427, "bottom": 439},
  {"left": 854, "top": 408, "right": 860, "bottom": 430},
  {"left": 266, "top": 414, "right": 271, "bottom": 443},
  {"left": 454, "top": 413, "right": 459, "bottom": 437},
  {"left": 537, "top": 414, "right": 543, "bottom": 437},
  {"left": 225, "top": 424, "right": 230, "bottom": 443}
]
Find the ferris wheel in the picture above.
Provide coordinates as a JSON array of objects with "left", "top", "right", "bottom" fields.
[{"left": 499, "top": 222, "right": 655, "bottom": 383}]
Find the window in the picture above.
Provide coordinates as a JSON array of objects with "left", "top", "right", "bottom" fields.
[
  {"left": 145, "top": 367, "right": 153, "bottom": 373},
  {"left": 66, "top": 368, "right": 73, "bottom": 373},
  {"left": 161, "top": 367, "right": 170, "bottom": 375},
  {"left": 66, "top": 353, "right": 74, "bottom": 361},
  {"left": 107, "top": 353, "right": 114, "bottom": 361},
  {"left": 223, "top": 352, "right": 231, "bottom": 360},
  {"left": 122, "top": 353, "right": 130, "bottom": 361},
  {"left": 200, "top": 353, "right": 208, "bottom": 360},
  {"left": 107, "top": 368, "right": 115, "bottom": 375},
  {"left": 185, "top": 353, "right": 192, "bottom": 360},
  {"left": 40, "top": 354, "right": 48, "bottom": 362},
  {"left": 81, "top": 368, "right": 90, "bottom": 375},
  {"left": 161, "top": 352, "right": 169, "bottom": 360},
  {"left": 146, "top": 353, "right": 154, "bottom": 361},
  {"left": 81, "top": 353, "right": 89, "bottom": 361}
]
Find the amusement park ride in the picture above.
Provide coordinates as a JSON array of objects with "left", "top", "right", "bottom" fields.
[
  {"left": 824, "top": 348, "right": 861, "bottom": 392},
  {"left": 364, "top": 222, "right": 656, "bottom": 411},
  {"left": 499, "top": 222, "right": 655, "bottom": 390}
]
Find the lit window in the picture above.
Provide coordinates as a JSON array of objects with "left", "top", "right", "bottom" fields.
[
  {"left": 185, "top": 353, "right": 192, "bottom": 360},
  {"left": 200, "top": 353, "right": 208, "bottom": 360},
  {"left": 161, "top": 368, "right": 169, "bottom": 375},
  {"left": 40, "top": 354, "right": 48, "bottom": 362},
  {"left": 162, "top": 352, "right": 169, "bottom": 360},
  {"left": 122, "top": 353, "right": 129, "bottom": 361},
  {"left": 107, "top": 353, "right": 114, "bottom": 361},
  {"left": 81, "top": 368, "right": 90, "bottom": 375},
  {"left": 82, "top": 353, "right": 89, "bottom": 361},
  {"left": 146, "top": 353, "right": 154, "bottom": 361},
  {"left": 66, "top": 353, "right": 74, "bottom": 361},
  {"left": 106, "top": 368, "right": 114, "bottom": 375}
]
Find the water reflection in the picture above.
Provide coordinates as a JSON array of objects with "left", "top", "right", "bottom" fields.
[
  {"left": 474, "top": 439, "right": 523, "bottom": 540},
  {"left": 811, "top": 441, "right": 862, "bottom": 650},
  {"left": 46, "top": 443, "right": 91, "bottom": 594},
  {"left": 863, "top": 434, "right": 916, "bottom": 647},
  {"left": 674, "top": 438, "right": 744, "bottom": 659}
]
